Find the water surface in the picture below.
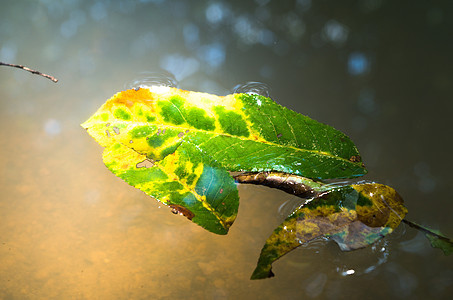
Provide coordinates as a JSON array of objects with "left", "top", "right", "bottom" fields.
[{"left": 1, "top": 0, "right": 452, "bottom": 299}]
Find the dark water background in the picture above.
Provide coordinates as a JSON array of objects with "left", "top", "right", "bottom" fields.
[{"left": 1, "top": 0, "right": 452, "bottom": 299}]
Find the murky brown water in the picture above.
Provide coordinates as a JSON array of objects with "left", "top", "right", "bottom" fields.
[{"left": 1, "top": 1, "right": 453, "bottom": 299}]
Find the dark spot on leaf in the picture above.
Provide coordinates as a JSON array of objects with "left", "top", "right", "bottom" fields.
[
  {"left": 135, "top": 87, "right": 140, "bottom": 91},
  {"left": 169, "top": 205, "right": 195, "bottom": 220},
  {"left": 160, "top": 143, "right": 181, "bottom": 158},
  {"left": 277, "top": 133, "right": 283, "bottom": 138},
  {"left": 158, "top": 96, "right": 186, "bottom": 125},
  {"left": 114, "top": 108, "right": 132, "bottom": 120},
  {"left": 214, "top": 106, "right": 250, "bottom": 137},
  {"left": 178, "top": 132, "right": 184, "bottom": 138},
  {"left": 112, "top": 127, "right": 120, "bottom": 135},
  {"left": 146, "top": 115, "right": 156, "bottom": 122},
  {"left": 130, "top": 125, "right": 154, "bottom": 138},
  {"left": 106, "top": 123, "right": 110, "bottom": 127},
  {"left": 129, "top": 140, "right": 133, "bottom": 143},
  {"left": 147, "top": 135, "right": 165, "bottom": 148},
  {"left": 186, "top": 107, "right": 216, "bottom": 130},
  {"left": 105, "top": 130, "right": 111, "bottom": 137}
]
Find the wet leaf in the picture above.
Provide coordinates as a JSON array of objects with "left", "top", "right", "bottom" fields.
[
  {"left": 403, "top": 220, "right": 453, "bottom": 255},
  {"left": 82, "top": 87, "right": 366, "bottom": 233},
  {"left": 251, "top": 183, "right": 407, "bottom": 279},
  {"left": 102, "top": 141, "right": 238, "bottom": 235},
  {"left": 82, "top": 87, "right": 366, "bottom": 180}
]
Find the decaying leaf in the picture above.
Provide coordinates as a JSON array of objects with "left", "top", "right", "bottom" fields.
[
  {"left": 251, "top": 183, "right": 407, "bottom": 279},
  {"left": 82, "top": 87, "right": 366, "bottom": 233}
]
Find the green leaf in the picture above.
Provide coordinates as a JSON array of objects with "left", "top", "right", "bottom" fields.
[
  {"left": 102, "top": 141, "right": 238, "bottom": 234},
  {"left": 402, "top": 220, "right": 453, "bottom": 255},
  {"left": 251, "top": 183, "right": 407, "bottom": 279},
  {"left": 82, "top": 87, "right": 366, "bottom": 180}
]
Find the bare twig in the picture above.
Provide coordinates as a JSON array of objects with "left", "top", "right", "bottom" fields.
[
  {"left": 234, "top": 172, "right": 319, "bottom": 199},
  {"left": 0, "top": 61, "right": 58, "bottom": 83}
]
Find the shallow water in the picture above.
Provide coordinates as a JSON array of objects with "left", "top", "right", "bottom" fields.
[{"left": 1, "top": 0, "right": 453, "bottom": 299}]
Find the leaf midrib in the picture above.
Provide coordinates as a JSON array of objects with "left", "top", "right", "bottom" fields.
[{"left": 100, "top": 120, "right": 359, "bottom": 166}]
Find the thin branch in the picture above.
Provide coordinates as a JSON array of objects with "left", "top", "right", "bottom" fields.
[
  {"left": 0, "top": 62, "right": 58, "bottom": 83},
  {"left": 233, "top": 172, "right": 321, "bottom": 199}
]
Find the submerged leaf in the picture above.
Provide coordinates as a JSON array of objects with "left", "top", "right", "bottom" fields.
[
  {"left": 251, "top": 183, "right": 407, "bottom": 279},
  {"left": 82, "top": 87, "right": 366, "bottom": 233}
]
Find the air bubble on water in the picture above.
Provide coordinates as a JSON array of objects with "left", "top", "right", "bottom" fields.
[
  {"left": 233, "top": 81, "right": 271, "bottom": 97},
  {"left": 124, "top": 71, "right": 178, "bottom": 90}
]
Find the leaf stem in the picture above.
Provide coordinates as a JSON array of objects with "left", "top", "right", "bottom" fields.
[{"left": 402, "top": 218, "right": 452, "bottom": 242}]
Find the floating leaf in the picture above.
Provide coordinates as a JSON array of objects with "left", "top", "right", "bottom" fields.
[
  {"left": 102, "top": 140, "right": 238, "bottom": 234},
  {"left": 403, "top": 220, "right": 453, "bottom": 255},
  {"left": 82, "top": 87, "right": 366, "bottom": 233},
  {"left": 82, "top": 87, "right": 366, "bottom": 180},
  {"left": 251, "top": 183, "right": 407, "bottom": 279}
]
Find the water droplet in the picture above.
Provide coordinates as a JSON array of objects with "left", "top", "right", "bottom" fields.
[
  {"left": 124, "top": 71, "right": 178, "bottom": 90},
  {"left": 233, "top": 81, "right": 270, "bottom": 97}
]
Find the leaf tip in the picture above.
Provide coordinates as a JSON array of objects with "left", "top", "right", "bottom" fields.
[{"left": 250, "top": 267, "right": 274, "bottom": 280}]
